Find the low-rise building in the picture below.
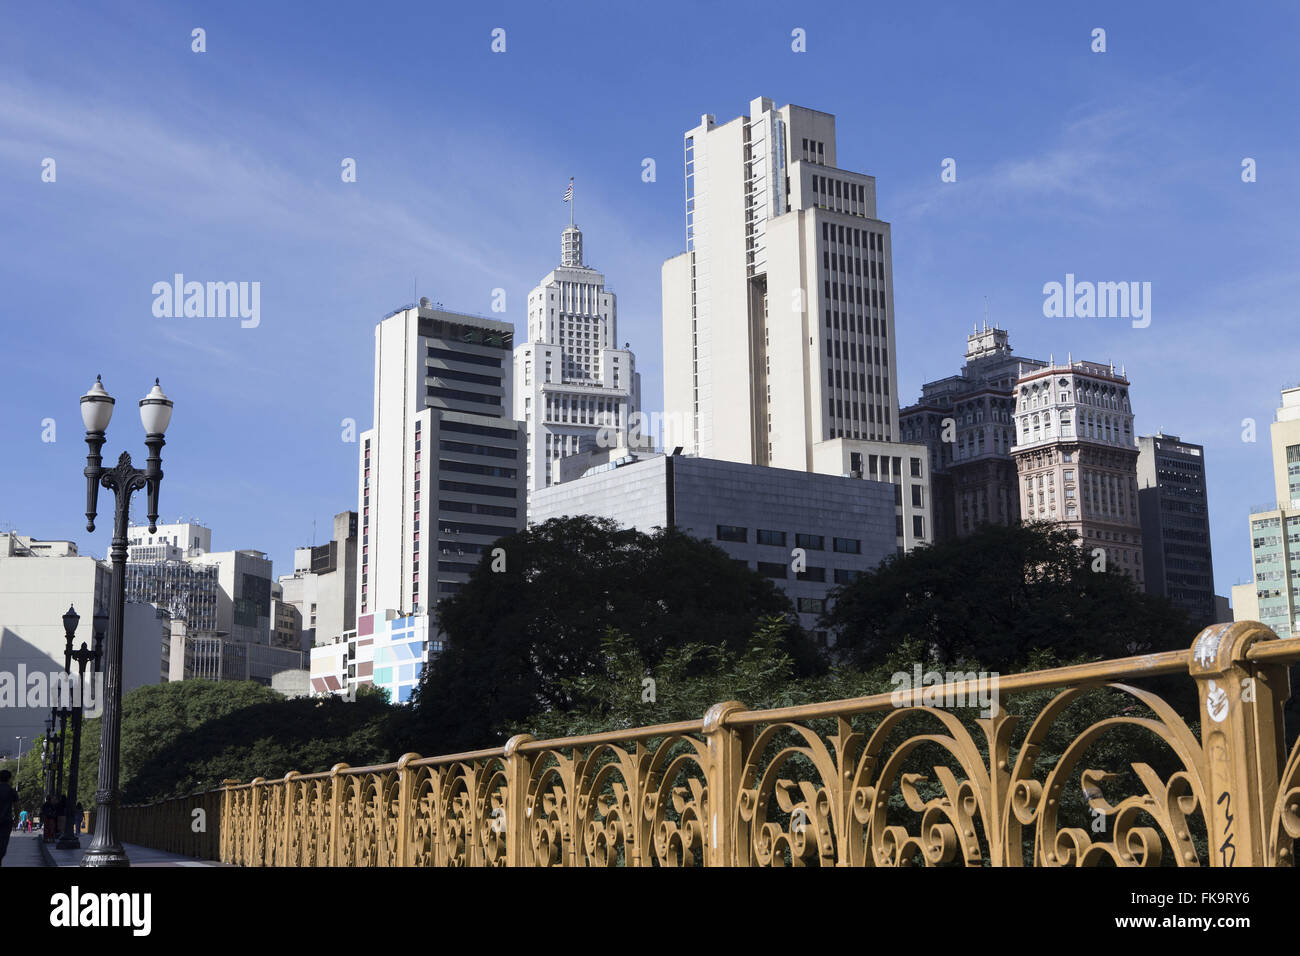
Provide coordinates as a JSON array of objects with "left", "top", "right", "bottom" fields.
[
  {"left": 528, "top": 452, "right": 897, "bottom": 642},
  {"left": 0, "top": 532, "right": 164, "bottom": 746}
]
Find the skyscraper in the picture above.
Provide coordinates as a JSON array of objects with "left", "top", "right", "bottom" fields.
[
  {"left": 901, "top": 325, "right": 1047, "bottom": 540},
  {"left": 1232, "top": 386, "right": 1300, "bottom": 636},
  {"left": 514, "top": 223, "right": 643, "bottom": 495},
  {"left": 660, "top": 96, "right": 930, "bottom": 551},
  {"left": 1136, "top": 433, "right": 1215, "bottom": 628},
  {"left": 357, "top": 299, "right": 525, "bottom": 628},
  {"left": 1009, "top": 359, "right": 1144, "bottom": 585},
  {"left": 662, "top": 96, "right": 901, "bottom": 468}
]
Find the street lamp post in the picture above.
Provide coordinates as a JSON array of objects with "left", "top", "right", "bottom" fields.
[
  {"left": 79, "top": 375, "right": 173, "bottom": 869},
  {"left": 57, "top": 605, "right": 101, "bottom": 850},
  {"left": 42, "top": 714, "right": 54, "bottom": 801},
  {"left": 52, "top": 705, "right": 70, "bottom": 811},
  {"left": 14, "top": 737, "right": 25, "bottom": 777}
]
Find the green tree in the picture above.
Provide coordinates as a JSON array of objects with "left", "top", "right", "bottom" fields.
[
  {"left": 822, "top": 521, "right": 1193, "bottom": 673},
  {"left": 410, "top": 516, "right": 820, "bottom": 752}
]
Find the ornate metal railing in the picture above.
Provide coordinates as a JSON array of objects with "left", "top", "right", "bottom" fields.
[{"left": 117, "top": 621, "right": 1300, "bottom": 866}]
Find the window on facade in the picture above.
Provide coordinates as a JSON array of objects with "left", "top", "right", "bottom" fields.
[
  {"left": 716, "top": 524, "right": 747, "bottom": 543},
  {"left": 757, "top": 529, "right": 787, "bottom": 547}
]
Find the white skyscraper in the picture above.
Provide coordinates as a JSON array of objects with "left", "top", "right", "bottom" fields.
[
  {"left": 514, "top": 223, "right": 642, "bottom": 495},
  {"left": 663, "top": 96, "right": 903, "bottom": 468},
  {"left": 357, "top": 299, "right": 525, "bottom": 626},
  {"left": 661, "top": 96, "right": 931, "bottom": 551}
]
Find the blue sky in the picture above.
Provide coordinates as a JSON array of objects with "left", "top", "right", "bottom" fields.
[{"left": 1, "top": 1, "right": 1296, "bottom": 600}]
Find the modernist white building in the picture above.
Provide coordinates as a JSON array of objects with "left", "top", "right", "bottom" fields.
[
  {"left": 663, "top": 96, "right": 902, "bottom": 465},
  {"left": 514, "top": 224, "right": 643, "bottom": 496},
  {"left": 660, "top": 96, "right": 931, "bottom": 549},
  {"left": 356, "top": 298, "right": 525, "bottom": 654},
  {"left": 1009, "top": 359, "right": 1144, "bottom": 585}
]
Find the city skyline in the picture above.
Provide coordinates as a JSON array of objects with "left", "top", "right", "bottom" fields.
[{"left": 2, "top": 4, "right": 1298, "bottom": 601}]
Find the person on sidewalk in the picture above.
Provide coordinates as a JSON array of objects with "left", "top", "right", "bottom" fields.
[
  {"left": 41, "top": 797, "right": 56, "bottom": 843},
  {"left": 0, "top": 770, "right": 18, "bottom": 866},
  {"left": 18, "top": 808, "right": 29, "bottom": 832}
]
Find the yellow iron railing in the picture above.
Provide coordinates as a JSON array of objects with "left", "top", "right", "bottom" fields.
[{"left": 117, "top": 621, "right": 1300, "bottom": 866}]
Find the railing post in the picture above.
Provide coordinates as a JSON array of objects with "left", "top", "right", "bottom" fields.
[
  {"left": 395, "top": 753, "right": 421, "bottom": 867},
  {"left": 1189, "top": 621, "right": 1288, "bottom": 867},
  {"left": 703, "top": 701, "right": 748, "bottom": 867},
  {"left": 283, "top": 771, "right": 300, "bottom": 866},
  {"left": 504, "top": 735, "right": 534, "bottom": 867},
  {"left": 249, "top": 777, "right": 266, "bottom": 867},
  {"left": 219, "top": 779, "right": 240, "bottom": 864},
  {"left": 329, "top": 763, "right": 350, "bottom": 867}
]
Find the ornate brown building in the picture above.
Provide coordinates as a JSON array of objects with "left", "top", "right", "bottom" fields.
[
  {"left": 900, "top": 325, "right": 1046, "bottom": 540},
  {"left": 1010, "top": 359, "right": 1143, "bottom": 586}
]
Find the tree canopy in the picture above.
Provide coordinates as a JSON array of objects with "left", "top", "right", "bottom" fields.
[
  {"left": 822, "top": 521, "right": 1194, "bottom": 672},
  {"left": 410, "top": 516, "right": 821, "bottom": 752}
]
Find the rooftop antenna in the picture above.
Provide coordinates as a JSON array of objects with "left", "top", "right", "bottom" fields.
[
  {"left": 312, "top": 519, "right": 317, "bottom": 548},
  {"left": 983, "top": 295, "right": 989, "bottom": 330}
]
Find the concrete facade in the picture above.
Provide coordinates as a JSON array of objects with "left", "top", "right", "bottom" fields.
[
  {"left": 126, "top": 521, "right": 211, "bottom": 563},
  {"left": 357, "top": 299, "right": 526, "bottom": 645},
  {"left": 187, "top": 549, "right": 275, "bottom": 646},
  {"left": 528, "top": 453, "right": 897, "bottom": 640},
  {"left": 278, "top": 510, "right": 358, "bottom": 647},
  {"left": 0, "top": 533, "right": 164, "bottom": 751},
  {"left": 663, "top": 96, "right": 900, "bottom": 469}
]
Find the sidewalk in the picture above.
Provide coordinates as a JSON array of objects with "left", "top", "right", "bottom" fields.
[
  {"left": 3, "top": 830, "right": 48, "bottom": 867},
  {"left": 38, "top": 833, "right": 228, "bottom": 868}
]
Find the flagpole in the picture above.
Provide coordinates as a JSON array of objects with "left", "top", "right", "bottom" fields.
[{"left": 570, "top": 177, "right": 574, "bottom": 227}]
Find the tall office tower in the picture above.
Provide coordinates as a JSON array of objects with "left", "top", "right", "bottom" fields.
[
  {"left": 1136, "top": 433, "right": 1216, "bottom": 628},
  {"left": 1232, "top": 386, "right": 1300, "bottom": 635},
  {"left": 358, "top": 299, "right": 525, "bottom": 631},
  {"left": 663, "top": 96, "right": 900, "bottom": 469},
  {"left": 513, "top": 223, "right": 643, "bottom": 495},
  {"left": 1010, "top": 360, "right": 1144, "bottom": 585},
  {"left": 901, "top": 325, "right": 1047, "bottom": 540}
]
